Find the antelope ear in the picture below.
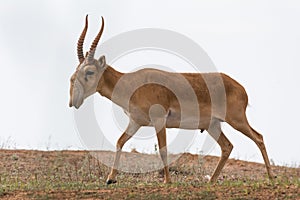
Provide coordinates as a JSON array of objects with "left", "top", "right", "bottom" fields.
[{"left": 98, "top": 55, "right": 106, "bottom": 68}]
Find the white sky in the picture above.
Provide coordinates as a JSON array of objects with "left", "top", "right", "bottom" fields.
[{"left": 0, "top": 0, "right": 300, "bottom": 166}]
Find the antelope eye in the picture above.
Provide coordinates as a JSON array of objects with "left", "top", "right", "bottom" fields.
[{"left": 86, "top": 71, "right": 94, "bottom": 76}]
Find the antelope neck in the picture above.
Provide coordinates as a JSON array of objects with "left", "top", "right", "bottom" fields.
[{"left": 97, "top": 66, "right": 124, "bottom": 102}]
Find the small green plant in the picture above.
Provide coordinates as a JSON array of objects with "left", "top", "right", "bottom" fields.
[{"left": 11, "top": 154, "right": 19, "bottom": 161}]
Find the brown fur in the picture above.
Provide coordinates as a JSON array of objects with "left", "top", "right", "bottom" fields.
[{"left": 69, "top": 16, "right": 273, "bottom": 184}]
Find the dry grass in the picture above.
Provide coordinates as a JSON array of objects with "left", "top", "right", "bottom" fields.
[{"left": 0, "top": 150, "right": 299, "bottom": 199}]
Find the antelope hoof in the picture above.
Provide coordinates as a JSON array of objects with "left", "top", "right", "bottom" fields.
[
  {"left": 208, "top": 176, "right": 217, "bottom": 183},
  {"left": 106, "top": 179, "right": 117, "bottom": 185},
  {"left": 269, "top": 174, "right": 277, "bottom": 180},
  {"left": 164, "top": 179, "right": 171, "bottom": 184}
]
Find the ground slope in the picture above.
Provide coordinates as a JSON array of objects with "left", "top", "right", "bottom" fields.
[{"left": 0, "top": 150, "right": 299, "bottom": 199}]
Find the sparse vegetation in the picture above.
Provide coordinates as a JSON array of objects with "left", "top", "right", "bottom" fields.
[{"left": 0, "top": 150, "right": 299, "bottom": 199}]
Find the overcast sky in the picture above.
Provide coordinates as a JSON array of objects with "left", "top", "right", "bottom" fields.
[{"left": 0, "top": 0, "right": 299, "bottom": 166}]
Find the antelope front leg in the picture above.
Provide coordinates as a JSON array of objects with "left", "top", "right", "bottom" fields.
[
  {"left": 106, "top": 120, "right": 140, "bottom": 184},
  {"left": 155, "top": 123, "right": 171, "bottom": 184}
]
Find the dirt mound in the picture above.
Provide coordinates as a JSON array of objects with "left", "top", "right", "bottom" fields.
[{"left": 0, "top": 150, "right": 299, "bottom": 199}]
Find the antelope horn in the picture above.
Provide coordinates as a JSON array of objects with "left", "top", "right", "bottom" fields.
[
  {"left": 77, "top": 15, "right": 88, "bottom": 63},
  {"left": 88, "top": 16, "right": 104, "bottom": 62}
]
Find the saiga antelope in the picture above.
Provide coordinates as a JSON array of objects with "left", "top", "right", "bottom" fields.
[{"left": 69, "top": 16, "right": 273, "bottom": 184}]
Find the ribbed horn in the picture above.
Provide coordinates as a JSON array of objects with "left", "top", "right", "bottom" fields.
[
  {"left": 77, "top": 15, "right": 88, "bottom": 63},
  {"left": 87, "top": 16, "right": 104, "bottom": 62}
]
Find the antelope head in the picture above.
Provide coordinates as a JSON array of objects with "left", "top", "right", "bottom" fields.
[{"left": 69, "top": 15, "right": 107, "bottom": 109}]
